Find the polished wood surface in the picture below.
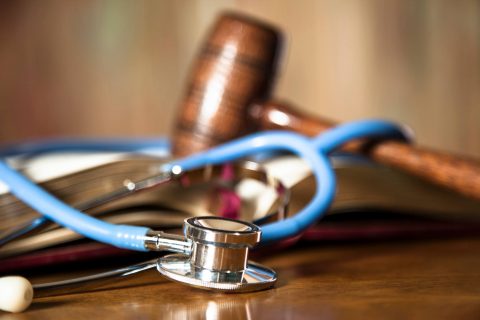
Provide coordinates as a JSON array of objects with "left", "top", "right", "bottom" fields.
[{"left": 5, "top": 236, "right": 480, "bottom": 319}]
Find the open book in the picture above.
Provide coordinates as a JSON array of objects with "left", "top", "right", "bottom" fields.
[
  {"left": 264, "top": 154, "right": 480, "bottom": 221},
  {"left": 1, "top": 152, "right": 479, "bottom": 261}
]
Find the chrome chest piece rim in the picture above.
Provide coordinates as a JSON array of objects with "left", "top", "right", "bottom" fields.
[{"left": 156, "top": 216, "right": 277, "bottom": 292}]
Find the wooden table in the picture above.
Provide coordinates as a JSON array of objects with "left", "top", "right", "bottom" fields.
[{"left": 3, "top": 236, "right": 480, "bottom": 319}]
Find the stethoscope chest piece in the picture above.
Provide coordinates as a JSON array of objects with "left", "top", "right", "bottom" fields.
[{"left": 157, "top": 216, "right": 277, "bottom": 292}]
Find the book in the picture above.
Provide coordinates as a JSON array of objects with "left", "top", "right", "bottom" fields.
[
  {"left": 0, "top": 152, "right": 285, "bottom": 258},
  {"left": 1, "top": 152, "right": 479, "bottom": 261},
  {"left": 264, "top": 154, "right": 480, "bottom": 221}
]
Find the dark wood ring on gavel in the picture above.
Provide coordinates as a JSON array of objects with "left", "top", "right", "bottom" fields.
[
  {"left": 172, "top": 12, "right": 480, "bottom": 201},
  {"left": 172, "top": 12, "right": 282, "bottom": 156}
]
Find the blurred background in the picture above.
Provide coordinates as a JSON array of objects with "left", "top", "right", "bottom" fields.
[{"left": 0, "top": 0, "right": 479, "bottom": 157}]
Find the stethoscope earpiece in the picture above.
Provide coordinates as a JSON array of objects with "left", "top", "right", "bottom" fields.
[{"left": 0, "top": 276, "right": 33, "bottom": 313}]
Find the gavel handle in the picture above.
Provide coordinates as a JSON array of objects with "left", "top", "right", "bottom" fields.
[{"left": 250, "top": 100, "right": 480, "bottom": 201}]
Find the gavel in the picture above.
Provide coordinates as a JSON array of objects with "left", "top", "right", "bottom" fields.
[{"left": 172, "top": 12, "right": 480, "bottom": 201}]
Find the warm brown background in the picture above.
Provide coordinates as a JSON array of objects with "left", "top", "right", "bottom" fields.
[{"left": 0, "top": 1, "right": 479, "bottom": 157}]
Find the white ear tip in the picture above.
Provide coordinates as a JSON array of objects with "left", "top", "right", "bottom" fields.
[{"left": 0, "top": 276, "right": 33, "bottom": 313}]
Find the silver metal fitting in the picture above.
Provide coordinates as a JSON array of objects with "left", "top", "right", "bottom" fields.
[{"left": 144, "top": 230, "right": 192, "bottom": 254}]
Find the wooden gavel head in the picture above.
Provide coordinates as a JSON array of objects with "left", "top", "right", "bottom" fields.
[{"left": 172, "top": 12, "right": 282, "bottom": 156}]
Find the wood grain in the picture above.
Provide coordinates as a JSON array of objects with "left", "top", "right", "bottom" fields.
[
  {"left": 251, "top": 100, "right": 480, "bottom": 200},
  {"left": 172, "top": 12, "right": 282, "bottom": 156},
  {"left": 6, "top": 236, "right": 480, "bottom": 319}
]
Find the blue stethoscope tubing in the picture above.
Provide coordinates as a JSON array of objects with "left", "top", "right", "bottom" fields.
[
  {"left": 0, "top": 138, "right": 170, "bottom": 158},
  {"left": 0, "top": 119, "right": 408, "bottom": 250}
]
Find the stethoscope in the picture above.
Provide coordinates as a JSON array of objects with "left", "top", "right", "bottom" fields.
[{"left": 0, "top": 119, "right": 408, "bottom": 312}]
